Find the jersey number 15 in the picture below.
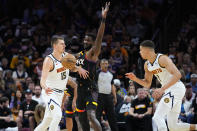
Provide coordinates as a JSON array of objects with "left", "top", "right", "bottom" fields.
[{"left": 61, "top": 71, "right": 67, "bottom": 80}]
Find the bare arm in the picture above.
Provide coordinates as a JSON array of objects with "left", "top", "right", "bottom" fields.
[
  {"left": 67, "top": 76, "right": 78, "bottom": 110},
  {"left": 40, "top": 57, "right": 53, "bottom": 90},
  {"left": 67, "top": 76, "right": 78, "bottom": 102},
  {"left": 87, "top": 2, "right": 110, "bottom": 61},
  {"left": 129, "top": 107, "right": 136, "bottom": 116},
  {"left": 143, "top": 107, "right": 152, "bottom": 116},
  {"left": 125, "top": 61, "right": 153, "bottom": 88},
  {"left": 159, "top": 55, "right": 182, "bottom": 90},
  {"left": 111, "top": 84, "right": 117, "bottom": 105}
]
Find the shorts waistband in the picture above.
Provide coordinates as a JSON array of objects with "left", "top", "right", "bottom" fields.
[{"left": 52, "top": 88, "right": 63, "bottom": 93}]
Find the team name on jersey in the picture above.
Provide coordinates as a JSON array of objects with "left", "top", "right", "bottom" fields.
[
  {"left": 135, "top": 104, "right": 146, "bottom": 109},
  {"left": 151, "top": 68, "right": 162, "bottom": 74},
  {"left": 76, "top": 59, "right": 84, "bottom": 65}
]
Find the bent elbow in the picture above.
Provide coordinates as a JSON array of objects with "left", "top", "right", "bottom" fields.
[{"left": 177, "top": 71, "right": 182, "bottom": 80}]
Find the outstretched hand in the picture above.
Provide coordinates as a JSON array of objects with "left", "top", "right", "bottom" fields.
[
  {"left": 102, "top": 2, "right": 110, "bottom": 19},
  {"left": 77, "top": 67, "right": 89, "bottom": 79},
  {"left": 125, "top": 72, "right": 137, "bottom": 81}
]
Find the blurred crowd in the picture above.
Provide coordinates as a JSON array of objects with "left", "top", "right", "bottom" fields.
[{"left": 0, "top": 0, "right": 197, "bottom": 130}]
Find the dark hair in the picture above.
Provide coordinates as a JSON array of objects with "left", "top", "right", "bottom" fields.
[
  {"left": 86, "top": 33, "right": 96, "bottom": 41},
  {"left": 51, "top": 35, "right": 64, "bottom": 47},
  {"left": 140, "top": 40, "right": 155, "bottom": 49},
  {"left": 0, "top": 97, "right": 9, "bottom": 104}
]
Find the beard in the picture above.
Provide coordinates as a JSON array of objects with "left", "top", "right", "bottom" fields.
[{"left": 83, "top": 43, "right": 92, "bottom": 51}]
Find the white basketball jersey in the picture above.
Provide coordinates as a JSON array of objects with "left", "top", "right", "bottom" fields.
[
  {"left": 46, "top": 53, "right": 69, "bottom": 91},
  {"left": 147, "top": 53, "right": 173, "bottom": 86}
]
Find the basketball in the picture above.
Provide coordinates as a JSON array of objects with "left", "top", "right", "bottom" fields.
[{"left": 61, "top": 53, "right": 77, "bottom": 70}]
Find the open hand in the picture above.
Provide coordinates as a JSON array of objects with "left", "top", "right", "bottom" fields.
[
  {"left": 102, "top": 2, "right": 110, "bottom": 19},
  {"left": 125, "top": 72, "right": 137, "bottom": 81},
  {"left": 77, "top": 67, "right": 89, "bottom": 79},
  {"left": 152, "top": 88, "right": 164, "bottom": 99}
]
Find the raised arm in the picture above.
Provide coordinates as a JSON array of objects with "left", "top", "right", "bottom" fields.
[
  {"left": 125, "top": 62, "right": 153, "bottom": 88},
  {"left": 90, "top": 2, "right": 110, "bottom": 57}
]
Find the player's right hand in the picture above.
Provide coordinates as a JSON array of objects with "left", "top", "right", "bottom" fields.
[
  {"left": 45, "top": 87, "right": 53, "bottom": 95},
  {"left": 125, "top": 72, "right": 137, "bottom": 81}
]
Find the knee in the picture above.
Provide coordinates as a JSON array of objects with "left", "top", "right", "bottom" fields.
[
  {"left": 87, "top": 111, "right": 96, "bottom": 121},
  {"left": 29, "top": 116, "right": 35, "bottom": 123}
]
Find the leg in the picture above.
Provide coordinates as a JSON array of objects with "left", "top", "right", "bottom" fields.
[
  {"left": 66, "top": 117, "right": 73, "bottom": 131},
  {"left": 96, "top": 94, "right": 103, "bottom": 125},
  {"left": 74, "top": 115, "right": 83, "bottom": 131},
  {"left": 34, "top": 106, "right": 52, "bottom": 131},
  {"left": 28, "top": 116, "right": 35, "bottom": 131},
  {"left": 86, "top": 90, "right": 102, "bottom": 131},
  {"left": 167, "top": 99, "right": 191, "bottom": 131},
  {"left": 104, "top": 95, "right": 119, "bottom": 131},
  {"left": 78, "top": 111, "right": 90, "bottom": 131},
  {"left": 152, "top": 95, "right": 171, "bottom": 131},
  {"left": 87, "top": 109, "right": 102, "bottom": 131},
  {"left": 48, "top": 104, "right": 62, "bottom": 131}
]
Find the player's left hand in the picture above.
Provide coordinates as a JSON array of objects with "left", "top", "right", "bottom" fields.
[
  {"left": 152, "top": 88, "right": 164, "bottom": 99},
  {"left": 77, "top": 67, "right": 89, "bottom": 79},
  {"left": 102, "top": 2, "right": 110, "bottom": 19}
]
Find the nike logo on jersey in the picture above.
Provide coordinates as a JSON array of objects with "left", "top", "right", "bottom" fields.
[
  {"left": 57, "top": 67, "right": 66, "bottom": 73},
  {"left": 152, "top": 68, "right": 162, "bottom": 74},
  {"left": 76, "top": 59, "right": 84, "bottom": 65}
]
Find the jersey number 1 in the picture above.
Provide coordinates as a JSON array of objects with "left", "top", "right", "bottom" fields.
[{"left": 61, "top": 71, "right": 67, "bottom": 80}]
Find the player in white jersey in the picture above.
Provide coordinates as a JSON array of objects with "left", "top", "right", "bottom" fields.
[
  {"left": 125, "top": 40, "right": 197, "bottom": 131},
  {"left": 34, "top": 35, "right": 88, "bottom": 131}
]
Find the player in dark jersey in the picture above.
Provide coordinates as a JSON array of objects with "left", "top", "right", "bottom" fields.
[
  {"left": 75, "top": 2, "right": 110, "bottom": 131},
  {"left": 64, "top": 84, "right": 82, "bottom": 131}
]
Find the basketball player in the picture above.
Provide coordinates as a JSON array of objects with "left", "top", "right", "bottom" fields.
[
  {"left": 64, "top": 84, "right": 82, "bottom": 131},
  {"left": 125, "top": 40, "right": 197, "bottom": 131},
  {"left": 34, "top": 35, "right": 88, "bottom": 131},
  {"left": 75, "top": 2, "right": 110, "bottom": 131}
]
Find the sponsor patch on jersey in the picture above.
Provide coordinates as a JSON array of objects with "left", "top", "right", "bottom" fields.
[
  {"left": 164, "top": 98, "right": 169, "bottom": 103},
  {"left": 50, "top": 105, "right": 54, "bottom": 110}
]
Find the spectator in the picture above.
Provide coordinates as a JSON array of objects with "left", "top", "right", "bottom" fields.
[
  {"left": 126, "top": 88, "right": 152, "bottom": 131},
  {"left": 10, "top": 90, "right": 23, "bottom": 121},
  {"left": 0, "top": 67, "right": 5, "bottom": 92},
  {"left": 28, "top": 81, "right": 35, "bottom": 92},
  {"left": 17, "top": 89, "right": 38, "bottom": 131},
  {"left": 32, "top": 85, "right": 45, "bottom": 106},
  {"left": 124, "top": 81, "right": 136, "bottom": 102},
  {"left": 34, "top": 104, "right": 45, "bottom": 125},
  {"left": 12, "top": 62, "right": 28, "bottom": 84},
  {"left": 114, "top": 79, "right": 127, "bottom": 99},
  {"left": 0, "top": 97, "right": 17, "bottom": 130},
  {"left": 191, "top": 95, "right": 197, "bottom": 124},
  {"left": 33, "top": 58, "right": 43, "bottom": 81},
  {"left": 0, "top": 57, "right": 10, "bottom": 71},
  {"left": 10, "top": 50, "right": 30, "bottom": 70},
  {"left": 190, "top": 74, "right": 197, "bottom": 93}
]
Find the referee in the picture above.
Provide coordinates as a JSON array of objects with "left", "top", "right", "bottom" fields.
[{"left": 96, "top": 59, "right": 118, "bottom": 131}]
